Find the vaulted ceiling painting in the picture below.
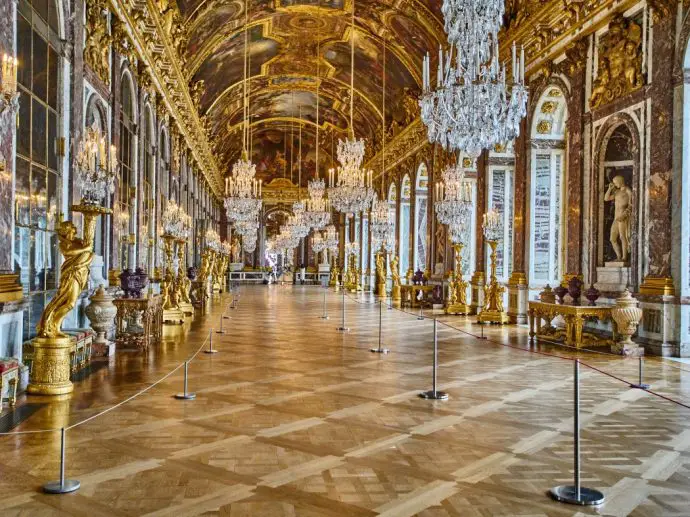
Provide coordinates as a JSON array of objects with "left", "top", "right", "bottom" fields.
[{"left": 180, "top": 0, "right": 444, "bottom": 185}]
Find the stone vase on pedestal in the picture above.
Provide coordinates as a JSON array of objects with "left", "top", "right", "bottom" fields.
[
  {"left": 84, "top": 285, "right": 117, "bottom": 357},
  {"left": 610, "top": 289, "right": 643, "bottom": 356}
]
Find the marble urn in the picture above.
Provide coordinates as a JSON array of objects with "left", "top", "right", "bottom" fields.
[
  {"left": 610, "top": 289, "right": 643, "bottom": 356},
  {"left": 84, "top": 285, "right": 117, "bottom": 357}
]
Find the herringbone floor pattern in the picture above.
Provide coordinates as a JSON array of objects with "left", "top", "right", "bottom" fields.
[{"left": 2, "top": 285, "right": 690, "bottom": 516}]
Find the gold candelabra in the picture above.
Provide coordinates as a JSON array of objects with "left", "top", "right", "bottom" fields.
[
  {"left": 161, "top": 233, "right": 184, "bottom": 324},
  {"left": 478, "top": 209, "right": 509, "bottom": 324}
]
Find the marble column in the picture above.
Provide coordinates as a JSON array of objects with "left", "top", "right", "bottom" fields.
[{"left": 507, "top": 119, "right": 529, "bottom": 323}]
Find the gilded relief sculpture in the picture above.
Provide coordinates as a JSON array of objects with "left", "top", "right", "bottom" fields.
[
  {"left": 84, "top": 0, "right": 112, "bottom": 85},
  {"left": 590, "top": 15, "right": 643, "bottom": 109},
  {"left": 604, "top": 175, "right": 633, "bottom": 264},
  {"left": 391, "top": 254, "right": 401, "bottom": 303},
  {"left": 29, "top": 204, "right": 110, "bottom": 395}
]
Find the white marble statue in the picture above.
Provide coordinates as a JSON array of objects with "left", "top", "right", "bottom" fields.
[{"left": 604, "top": 175, "right": 632, "bottom": 263}]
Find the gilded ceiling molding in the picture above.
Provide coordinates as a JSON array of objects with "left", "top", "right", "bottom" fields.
[
  {"left": 368, "top": 119, "right": 429, "bottom": 181},
  {"left": 107, "top": 0, "right": 223, "bottom": 197},
  {"left": 500, "top": 0, "right": 642, "bottom": 79}
]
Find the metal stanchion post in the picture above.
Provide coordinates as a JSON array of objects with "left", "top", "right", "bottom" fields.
[
  {"left": 216, "top": 312, "right": 225, "bottom": 334},
  {"left": 417, "top": 304, "right": 424, "bottom": 321},
  {"left": 174, "top": 361, "right": 197, "bottom": 399},
  {"left": 320, "top": 287, "right": 329, "bottom": 320},
  {"left": 371, "top": 300, "right": 390, "bottom": 354},
  {"left": 43, "top": 428, "right": 80, "bottom": 494},
  {"left": 550, "top": 360, "right": 604, "bottom": 506},
  {"left": 387, "top": 295, "right": 393, "bottom": 310},
  {"left": 337, "top": 289, "right": 349, "bottom": 331},
  {"left": 205, "top": 329, "right": 218, "bottom": 354},
  {"left": 630, "top": 356, "right": 650, "bottom": 390},
  {"left": 419, "top": 319, "right": 448, "bottom": 400},
  {"left": 223, "top": 302, "right": 231, "bottom": 319}
]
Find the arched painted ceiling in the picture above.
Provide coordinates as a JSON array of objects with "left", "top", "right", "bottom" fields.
[{"left": 180, "top": 0, "right": 444, "bottom": 182}]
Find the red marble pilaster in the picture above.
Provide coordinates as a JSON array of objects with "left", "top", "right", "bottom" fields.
[
  {"left": 511, "top": 118, "right": 528, "bottom": 276},
  {"left": 474, "top": 151, "right": 487, "bottom": 272},
  {"left": 0, "top": 0, "right": 16, "bottom": 273},
  {"left": 645, "top": 13, "right": 674, "bottom": 280},
  {"left": 565, "top": 66, "right": 586, "bottom": 276}
]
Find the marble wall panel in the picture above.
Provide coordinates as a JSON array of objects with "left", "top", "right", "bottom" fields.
[{"left": 0, "top": 0, "right": 16, "bottom": 273}]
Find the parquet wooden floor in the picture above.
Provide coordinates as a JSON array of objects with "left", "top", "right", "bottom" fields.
[{"left": 2, "top": 285, "right": 690, "bottom": 516}]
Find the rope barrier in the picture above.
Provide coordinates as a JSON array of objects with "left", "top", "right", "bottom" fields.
[
  {"left": 331, "top": 288, "right": 690, "bottom": 411},
  {"left": 0, "top": 300, "right": 227, "bottom": 436}
]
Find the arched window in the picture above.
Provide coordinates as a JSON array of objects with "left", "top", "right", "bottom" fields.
[
  {"left": 119, "top": 73, "right": 136, "bottom": 269},
  {"left": 14, "top": 0, "right": 61, "bottom": 340},
  {"left": 414, "top": 164, "right": 428, "bottom": 272},
  {"left": 487, "top": 144, "right": 515, "bottom": 283},
  {"left": 399, "top": 174, "right": 412, "bottom": 275},
  {"left": 529, "top": 88, "right": 568, "bottom": 286}
]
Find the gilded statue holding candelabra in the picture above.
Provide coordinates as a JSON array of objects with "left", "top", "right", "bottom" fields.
[
  {"left": 161, "top": 234, "right": 184, "bottom": 324},
  {"left": 176, "top": 238, "right": 194, "bottom": 316},
  {"left": 478, "top": 210, "right": 509, "bottom": 324},
  {"left": 375, "top": 251, "right": 386, "bottom": 297},
  {"left": 196, "top": 250, "right": 212, "bottom": 302},
  {"left": 391, "top": 254, "right": 401, "bottom": 303},
  {"left": 446, "top": 243, "right": 471, "bottom": 315},
  {"left": 29, "top": 125, "right": 115, "bottom": 396}
]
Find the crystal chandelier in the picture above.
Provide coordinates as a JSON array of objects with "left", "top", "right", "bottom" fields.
[
  {"left": 482, "top": 208, "right": 502, "bottom": 242},
  {"left": 327, "top": 0, "right": 375, "bottom": 217},
  {"left": 162, "top": 200, "right": 191, "bottom": 239},
  {"left": 305, "top": 177, "right": 331, "bottom": 230},
  {"left": 323, "top": 224, "right": 339, "bottom": 252},
  {"left": 74, "top": 123, "right": 118, "bottom": 205},
  {"left": 224, "top": 152, "right": 262, "bottom": 223},
  {"left": 421, "top": 5, "right": 528, "bottom": 159},
  {"left": 311, "top": 232, "right": 326, "bottom": 255},
  {"left": 434, "top": 162, "right": 473, "bottom": 228},
  {"left": 370, "top": 196, "right": 394, "bottom": 247},
  {"left": 285, "top": 201, "right": 310, "bottom": 239},
  {"left": 205, "top": 228, "right": 221, "bottom": 251}
]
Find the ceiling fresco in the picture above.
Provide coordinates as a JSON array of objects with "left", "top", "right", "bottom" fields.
[{"left": 179, "top": 0, "right": 444, "bottom": 178}]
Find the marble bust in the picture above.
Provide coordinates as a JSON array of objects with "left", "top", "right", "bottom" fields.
[{"left": 604, "top": 175, "right": 632, "bottom": 263}]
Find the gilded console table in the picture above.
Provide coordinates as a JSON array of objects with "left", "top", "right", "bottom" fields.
[
  {"left": 400, "top": 285, "right": 434, "bottom": 308},
  {"left": 528, "top": 301, "right": 616, "bottom": 348},
  {"left": 113, "top": 295, "right": 163, "bottom": 350}
]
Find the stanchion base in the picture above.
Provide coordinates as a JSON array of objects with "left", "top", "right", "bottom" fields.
[
  {"left": 320, "top": 315, "right": 330, "bottom": 320},
  {"left": 174, "top": 392, "right": 197, "bottom": 400},
  {"left": 419, "top": 390, "right": 449, "bottom": 400},
  {"left": 549, "top": 485, "right": 605, "bottom": 506},
  {"left": 417, "top": 316, "right": 424, "bottom": 321},
  {"left": 43, "top": 479, "right": 80, "bottom": 494},
  {"left": 223, "top": 316, "right": 230, "bottom": 319},
  {"left": 216, "top": 330, "right": 225, "bottom": 334},
  {"left": 204, "top": 349, "right": 219, "bottom": 354},
  {"left": 336, "top": 327, "right": 350, "bottom": 332},
  {"left": 630, "top": 383, "right": 650, "bottom": 390},
  {"left": 370, "top": 347, "right": 390, "bottom": 354}
]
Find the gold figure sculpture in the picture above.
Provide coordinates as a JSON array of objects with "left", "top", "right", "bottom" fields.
[
  {"left": 161, "top": 234, "right": 184, "bottom": 324},
  {"left": 390, "top": 254, "right": 401, "bottom": 303},
  {"left": 196, "top": 250, "right": 212, "bottom": 302},
  {"left": 176, "top": 238, "right": 194, "bottom": 316},
  {"left": 590, "top": 15, "right": 643, "bottom": 109},
  {"left": 446, "top": 243, "right": 471, "bottom": 315},
  {"left": 375, "top": 251, "right": 386, "bottom": 297},
  {"left": 29, "top": 204, "right": 110, "bottom": 395},
  {"left": 478, "top": 240, "right": 509, "bottom": 324}
]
